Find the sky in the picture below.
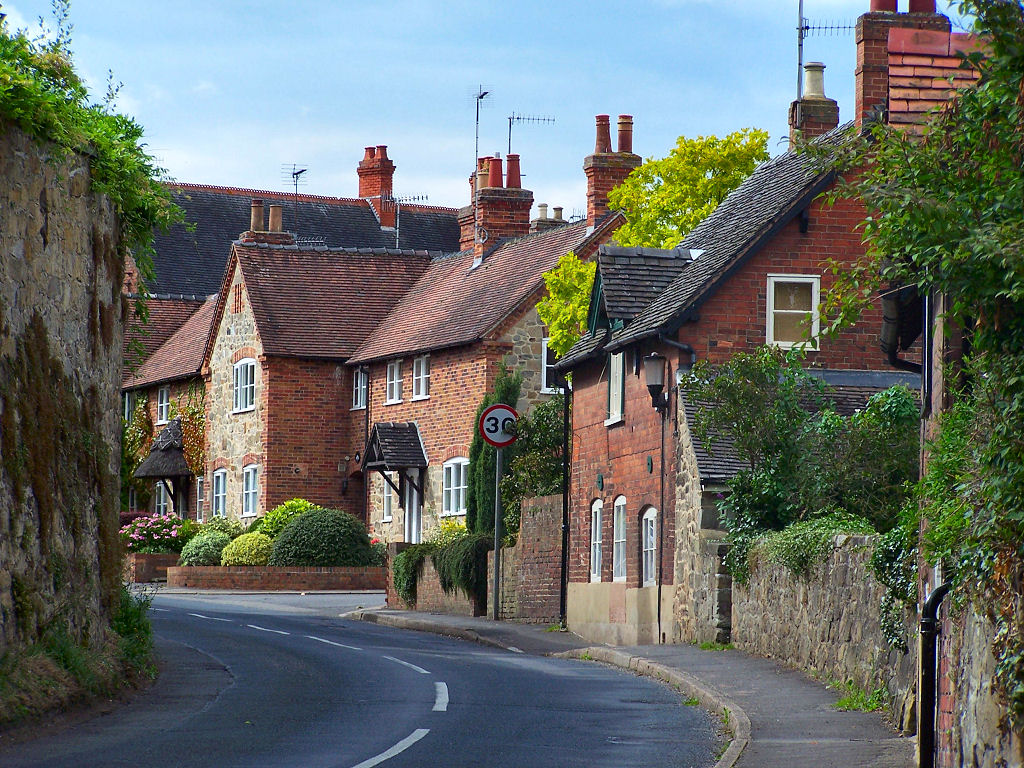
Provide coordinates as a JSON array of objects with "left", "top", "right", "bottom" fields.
[{"left": 2, "top": 1, "right": 971, "bottom": 217}]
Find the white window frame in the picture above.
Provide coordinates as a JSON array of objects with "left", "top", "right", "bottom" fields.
[
  {"left": 590, "top": 499, "right": 603, "bottom": 582},
  {"left": 352, "top": 368, "right": 368, "bottom": 410},
  {"left": 404, "top": 469, "right": 422, "bottom": 544},
  {"left": 233, "top": 358, "right": 257, "bottom": 413},
  {"left": 442, "top": 457, "right": 469, "bottom": 516},
  {"left": 241, "top": 464, "right": 258, "bottom": 518},
  {"left": 642, "top": 508, "right": 657, "bottom": 587},
  {"left": 385, "top": 360, "right": 403, "bottom": 404},
  {"left": 612, "top": 495, "right": 627, "bottom": 582},
  {"left": 195, "top": 476, "right": 205, "bottom": 523},
  {"left": 412, "top": 355, "right": 430, "bottom": 400},
  {"left": 122, "top": 391, "right": 135, "bottom": 422},
  {"left": 540, "top": 337, "right": 560, "bottom": 394},
  {"left": 212, "top": 469, "right": 227, "bottom": 518},
  {"left": 766, "top": 274, "right": 820, "bottom": 349},
  {"left": 381, "top": 472, "right": 395, "bottom": 522},
  {"left": 605, "top": 352, "right": 625, "bottom": 425},
  {"left": 154, "top": 482, "right": 169, "bottom": 515},
  {"left": 156, "top": 386, "right": 170, "bottom": 425}
]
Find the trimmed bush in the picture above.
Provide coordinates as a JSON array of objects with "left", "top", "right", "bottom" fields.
[
  {"left": 220, "top": 533, "right": 273, "bottom": 566},
  {"left": 179, "top": 531, "right": 231, "bottom": 566},
  {"left": 269, "top": 509, "right": 373, "bottom": 567},
  {"left": 432, "top": 533, "right": 492, "bottom": 603},
  {"left": 201, "top": 517, "right": 244, "bottom": 540},
  {"left": 251, "top": 498, "right": 322, "bottom": 540},
  {"left": 392, "top": 543, "right": 433, "bottom": 605}
]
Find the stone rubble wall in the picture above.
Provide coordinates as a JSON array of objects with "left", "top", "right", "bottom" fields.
[
  {"left": 0, "top": 124, "right": 122, "bottom": 654},
  {"left": 732, "top": 534, "right": 918, "bottom": 733}
]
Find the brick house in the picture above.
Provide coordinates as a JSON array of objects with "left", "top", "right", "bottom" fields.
[{"left": 554, "top": 2, "right": 971, "bottom": 646}]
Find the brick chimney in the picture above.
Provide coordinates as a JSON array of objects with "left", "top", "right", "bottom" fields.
[
  {"left": 583, "top": 114, "right": 641, "bottom": 228},
  {"left": 358, "top": 145, "right": 397, "bottom": 228},
  {"left": 530, "top": 203, "right": 567, "bottom": 234},
  {"left": 458, "top": 155, "right": 533, "bottom": 260},
  {"left": 238, "top": 198, "right": 295, "bottom": 245},
  {"left": 855, "top": 1, "right": 950, "bottom": 128},
  {"left": 788, "top": 62, "right": 840, "bottom": 147}
]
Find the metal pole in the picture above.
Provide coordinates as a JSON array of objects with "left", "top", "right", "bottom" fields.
[
  {"left": 559, "top": 388, "right": 571, "bottom": 628},
  {"left": 492, "top": 447, "right": 503, "bottom": 621},
  {"left": 920, "top": 582, "right": 951, "bottom": 768}
]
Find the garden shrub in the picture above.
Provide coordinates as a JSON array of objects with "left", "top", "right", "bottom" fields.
[
  {"left": 221, "top": 533, "right": 273, "bottom": 566},
  {"left": 432, "top": 533, "right": 493, "bottom": 603},
  {"left": 178, "top": 531, "right": 231, "bottom": 567},
  {"left": 201, "top": 516, "right": 244, "bottom": 540},
  {"left": 369, "top": 537, "right": 386, "bottom": 567},
  {"left": 392, "top": 543, "right": 433, "bottom": 606},
  {"left": 268, "top": 509, "right": 373, "bottom": 567},
  {"left": 750, "top": 512, "right": 875, "bottom": 579},
  {"left": 120, "top": 513, "right": 193, "bottom": 554},
  {"left": 251, "top": 498, "right": 322, "bottom": 540}
]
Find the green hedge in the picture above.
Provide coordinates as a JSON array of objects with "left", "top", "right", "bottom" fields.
[
  {"left": 268, "top": 509, "right": 372, "bottom": 567},
  {"left": 221, "top": 533, "right": 273, "bottom": 566}
]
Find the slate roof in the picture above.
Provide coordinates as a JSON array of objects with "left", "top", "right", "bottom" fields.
[
  {"left": 229, "top": 244, "right": 434, "bottom": 360},
  {"left": 134, "top": 418, "right": 192, "bottom": 479},
  {"left": 150, "top": 184, "right": 460, "bottom": 297},
  {"left": 123, "top": 297, "right": 206, "bottom": 374},
  {"left": 350, "top": 219, "right": 614, "bottom": 364},
  {"left": 608, "top": 123, "right": 854, "bottom": 351},
  {"left": 124, "top": 297, "right": 217, "bottom": 389},
  {"left": 599, "top": 246, "right": 696, "bottom": 321},
  {"left": 362, "top": 422, "right": 428, "bottom": 471}
]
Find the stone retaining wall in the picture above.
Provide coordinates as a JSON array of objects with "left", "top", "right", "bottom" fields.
[
  {"left": 125, "top": 553, "right": 180, "bottom": 583},
  {"left": 167, "top": 566, "right": 385, "bottom": 591},
  {"left": 732, "top": 534, "right": 917, "bottom": 733}
]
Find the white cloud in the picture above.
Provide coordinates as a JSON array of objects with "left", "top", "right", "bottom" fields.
[{"left": 191, "top": 80, "right": 217, "bottom": 97}]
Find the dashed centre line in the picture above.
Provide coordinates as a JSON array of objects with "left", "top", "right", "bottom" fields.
[
  {"left": 306, "top": 634, "right": 362, "bottom": 651},
  {"left": 247, "top": 624, "right": 290, "bottom": 635},
  {"left": 433, "top": 682, "right": 449, "bottom": 712},
  {"left": 349, "top": 728, "right": 430, "bottom": 768},
  {"left": 382, "top": 655, "right": 429, "bottom": 674},
  {"left": 188, "top": 613, "right": 233, "bottom": 622}
]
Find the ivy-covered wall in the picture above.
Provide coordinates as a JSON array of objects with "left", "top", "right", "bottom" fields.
[{"left": 0, "top": 123, "right": 122, "bottom": 655}]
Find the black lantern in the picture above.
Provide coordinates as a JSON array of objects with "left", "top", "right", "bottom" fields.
[{"left": 643, "top": 352, "right": 669, "bottom": 411}]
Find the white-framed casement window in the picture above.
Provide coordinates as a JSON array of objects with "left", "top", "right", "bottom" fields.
[
  {"left": 540, "top": 337, "right": 560, "bottom": 394},
  {"left": 128, "top": 486, "right": 137, "bottom": 513},
  {"left": 156, "top": 386, "right": 170, "bottom": 425},
  {"left": 641, "top": 508, "right": 658, "bottom": 586},
  {"left": 122, "top": 391, "right": 135, "bottom": 422},
  {"left": 442, "top": 457, "right": 469, "bottom": 516},
  {"left": 590, "top": 499, "right": 603, "bottom": 582},
  {"left": 412, "top": 355, "right": 430, "bottom": 400},
  {"left": 605, "top": 352, "right": 625, "bottom": 425},
  {"left": 233, "top": 358, "right": 257, "bottom": 413},
  {"left": 195, "top": 476, "right": 205, "bottom": 523},
  {"left": 241, "top": 464, "right": 258, "bottom": 518},
  {"left": 352, "top": 368, "right": 368, "bottom": 410},
  {"left": 385, "top": 360, "right": 403, "bottom": 404},
  {"left": 381, "top": 473, "right": 395, "bottom": 522},
  {"left": 767, "top": 275, "right": 820, "bottom": 348},
  {"left": 154, "top": 482, "right": 169, "bottom": 515},
  {"left": 212, "top": 469, "right": 227, "bottom": 518},
  {"left": 612, "top": 495, "right": 627, "bottom": 581}
]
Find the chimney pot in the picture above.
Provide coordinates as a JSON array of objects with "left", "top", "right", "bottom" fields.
[
  {"left": 869, "top": 0, "right": 897, "bottom": 10},
  {"left": 250, "top": 199, "right": 264, "bottom": 232},
  {"left": 908, "top": 0, "right": 936, "bottom": 12},
  {"left": 486, "top": 156, "right": 503, "bottom": 188},
  {"left": 268, "top": 204, "right": 283, "bottom": 233},
  {"left": 376, "top": 145, "right": 389, "bottom": 160},
  {"left": 803, "top": 62, "right": 826, "bottom": 99},
  {"left": 506, "top": 154, "right": 522, "bottom": 189},
  {"left": 538, "top": 203, "right": 549, "bottom": 220},
  {"left": 553, "top": 206, "right": 563, "bottom": 221},
  {"left": 595, "top": 115, "right": 612, "bottom": 153},
  {"left": 362, "top": 146, "right": 376, "bottom": 162},
  {"left": 617, "top": 115, "right": 634, "bottom": 153}
]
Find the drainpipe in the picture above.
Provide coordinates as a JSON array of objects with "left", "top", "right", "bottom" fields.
[
  {"left": 558, "top": 374, "right": 572, "bottom": 628},
  {"left": 919, "top": 582, "right": 951, "bottom": 768}
]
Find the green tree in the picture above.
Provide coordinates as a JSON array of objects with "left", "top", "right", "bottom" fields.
[
  {"left": 608, "top": 128, "right": 769, "bottom": 248},
  {"left": 536, "top": 251, "right": 596, "bottom": 358},
  {"left": 465, "top": 366, "right": 522, "bottom": 535}
]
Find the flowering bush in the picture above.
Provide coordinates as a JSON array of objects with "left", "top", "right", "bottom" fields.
[
  {"left": 120, "top": 513, "right": 195, "bottom": 554},
  {"left": 369, "top": 537, "right": 386, "bottom": 567}
]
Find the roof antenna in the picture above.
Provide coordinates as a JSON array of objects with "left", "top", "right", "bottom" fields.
[
  {"left": 507, "top": 112, "right": 555, "bottom": 156},
  {"left": 390, "top": 194, "right": 429, "bottom": 249},
  {"left": 471, "top": 85, "right": 491, "bottom": 247},
  {"left": 280, "top": 163, "right": 308, "bottom": 231}
]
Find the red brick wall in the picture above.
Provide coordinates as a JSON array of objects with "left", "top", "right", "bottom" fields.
[
  {"left": 167, "top": 566, "right": 386, "bottom": 591},
  {"left": 512, "top": 494, "right": 563, "bottom": 622}
]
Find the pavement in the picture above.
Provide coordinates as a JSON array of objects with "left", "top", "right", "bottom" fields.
[{"left": 352, "top": 608, "right": 917, "bottom": 768}]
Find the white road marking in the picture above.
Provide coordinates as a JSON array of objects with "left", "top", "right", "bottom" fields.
[
  {"left": 507, "top": 646, "right": 524, "bottom": 654},
  {"left": 151, "top": 607, "right": 169, "bottom": 612},
  {"left": 382, "top": 655, "right": 429, "bottom": 674},
  {"left": 188, "top": 612, "right": 232, "bottom": 622},
  {"left": 349, "top": 729, "right": 429, "bottom": 768},
  {"left": 247, "top": 624, "right": 289, "bottom": 635},
  {"left": 433, "top": 682, "right": 448, "bottom": 712},
  {"left": 305, "top": 634, "right": 362, "bottom": 651}
]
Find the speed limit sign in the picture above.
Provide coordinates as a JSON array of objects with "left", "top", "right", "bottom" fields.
[{"left": 479, "top": 403, "right": 519, "bottom": 448}]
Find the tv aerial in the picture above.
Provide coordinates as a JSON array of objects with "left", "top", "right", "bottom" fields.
[{"left": 507, "top": 112, "right": 555, "bottom": 156}]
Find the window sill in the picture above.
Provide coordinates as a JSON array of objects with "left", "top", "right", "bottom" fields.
[
  {"left": 768, "top": 340, "right": 819, "bottom": 351},
  {"left": 155, "top": 418, "right": 169, "bottom": 426},
  {"left": 232, "top": 406, "right": 256, "bottom": 415},
  {"left": 382, "top": 516, "right": 392, "bottom": 523},
  {"left": 350, "top": 405, "right": 366, "bottom": 411},
  {"left": 604, "top": 415, "right": 624, "bottom": 427},
  {"left": 613, "top": 576, "right": 626, "bottom": 583},
  {"left": 540, "top": 387, "right": 561, "bottom": 395},
  {"left": 411, "top": 395, "right": 430, "bottom": 402},
  {"left": 590, "top": 574, "right": 602, "bottom": 583},
  {"left": 383, "top": 399, "right": 403, "bottom": 406},
  {"left": 439, "top": 510, "right": 466, "bottom": 518}
]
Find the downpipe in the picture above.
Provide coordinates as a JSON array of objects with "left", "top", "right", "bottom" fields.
[{"left": 919, "top": 582, "right": 951, "bottom": 768}]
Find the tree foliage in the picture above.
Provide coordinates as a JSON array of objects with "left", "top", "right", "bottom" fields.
[
  {"left": 608, "top": 128, "right": 769, "bottom": 249},
  {"left": 536, "top": 252, "right": 596, "bottom": 358}
]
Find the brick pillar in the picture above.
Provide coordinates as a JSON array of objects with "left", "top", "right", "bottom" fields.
[{"left": 584, "top": 114, "right": 641, "bottom": 228}]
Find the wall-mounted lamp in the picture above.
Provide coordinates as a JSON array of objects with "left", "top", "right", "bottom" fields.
[{"left": 643, "top": 352, "right": 669, "bottom": 412}]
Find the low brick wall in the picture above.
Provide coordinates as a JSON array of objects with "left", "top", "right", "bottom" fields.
[
  {"left": 732, "top": 534, "right": 917, "bottom": 733},
  {"left": 125, "top": 553, "right": 181, "bottom": 583},
  {"left": 167, "top": 566, "right": 386, "bottom": 591}
]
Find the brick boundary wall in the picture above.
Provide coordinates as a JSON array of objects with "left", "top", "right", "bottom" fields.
[{"left": 167, "top": 566, "right": 385, "bottom": 591}]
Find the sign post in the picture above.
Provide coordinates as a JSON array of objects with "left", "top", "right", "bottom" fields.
[{"left": 479, "top": 404, "right": 518, "bottom": 621}]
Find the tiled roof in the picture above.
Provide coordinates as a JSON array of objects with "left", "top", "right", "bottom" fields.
[
  {"left": 235, "top": 244, "right": 433, "bottom": 359},
  {"left": 134, "top": 417, "right": 191, "bottom": 479},
  {"left": 609, "top": 123, "right": 854, "bottom": 350},
  {"left": 123, "top": 297, "right": 206, "bottom": 374},
  {"left": 350, "top": 221, "right": 604, "bottom": 363},
  {"left": 362, "top": 422, "right": 428, "bottom": 471},
  {"left": 150, "top": 184, "right": 459, "bottom": 297},
  {"left": 555, "top": 328, "right": 608, "bottom": 370},
  {"left": 125, "top": 297, "right": 217, "bottom": 389},
  {"left": 681, "top": 393, "right": 747, "bottom": 485},
  {"left": 599, "top": 246, "right": 695, "bottom": 321}
]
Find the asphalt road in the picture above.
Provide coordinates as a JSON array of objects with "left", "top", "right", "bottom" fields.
[{"left": 2, "top": 592, "right": 717, "bottom": 768}]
